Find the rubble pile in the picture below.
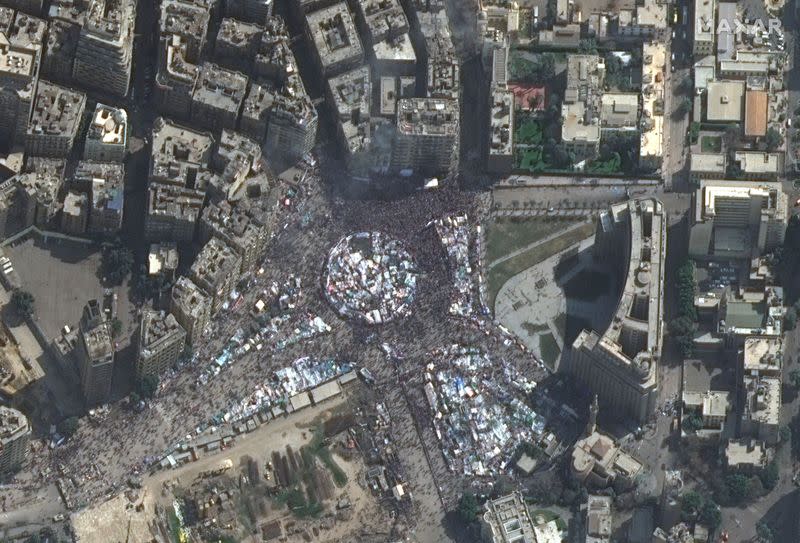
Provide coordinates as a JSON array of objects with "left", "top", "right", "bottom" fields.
[
  {"left": 325, "top": 232, "right": 418, "bottom": 324},
  {"left": 432, "top": 214, "right": 475, "bottom": 317},
  {"left": 424, "top": 346, "right": 546, "bottom": 477}
]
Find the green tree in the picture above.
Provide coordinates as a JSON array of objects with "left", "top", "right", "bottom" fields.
[
  {"left": 457, "top": 492, "right": 479, "bottom": 523},
  {"left": 790, "top": 369, "right": 800, "bottom": 388},
  {"left": 760, "top": 461, "right": 779, "bottom": 491},
  {"left": 780, "top": 425, "right": 792, "bottom": 444},
  {"left": 110, "top": 317, "right": 123, "bottom": 338},
  {"left": 725, "top": 473, "right": 750, "bottom": 503},
  {"left": 756, "top": 521, "right": 774, "bottom": 542},
  {"left": 102, "top": 245, "right": 134, "bottom": 285},
  {"left": 682, "top": 414, "right": 703, "bottom": 433},
  {"left": 675, "top": 97, "right": 692, "bottom": 116},
  {"left": 11, "top": 289, "right": 34, "bottom": 317},
  {"left": 680, "top": 490, "right": 704, "bottom": 518},
  {"left": 699, "top": 499, "right": 721, "bottom": 529},
  {"left": 137, "top": 374, "right": 159, "bottom": 399},
  {"left": 130, "top": 391, "right": 141, "bottom": 405},
  {"left": 58, "top": 416, "right": 79, "bottom": 438},
  {"left": 786, "top": 308, "right": 798, "bottom": 330},
  {"left": 765, "top": 127, "right": 783, "bottom": 151}
]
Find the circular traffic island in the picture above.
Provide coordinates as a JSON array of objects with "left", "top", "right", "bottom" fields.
[{"left": 324, "top": 232, "right": 418, "bottom": 324}]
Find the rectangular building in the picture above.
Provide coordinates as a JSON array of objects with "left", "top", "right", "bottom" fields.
[
  {"left": 170, "top": 276, "right": 211, "bottom": 346},
  {"left": 137, "top": 310, "right": 186, "bottom": 378},
  {"left": 25, "top": 80, "right": 85, "bottom": 158},
  {"left": 391, "top": 97, "right": 458, "bottom": 176},
  {"left": 190, "top": 237, "right": 241, "bottom": 313},
  {"left": 305, "top": 2, "right": 364, "bottom": 77}
]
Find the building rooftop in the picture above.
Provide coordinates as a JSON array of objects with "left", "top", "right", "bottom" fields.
[
  {"left": 150, "top": 117, "right": 214, "bottom": 186},
  {"left": 396, "top": 98, "right": 458, "bottom": 136},
  {"left": 140, "top": 310, "right": 185, "bottom": 355},
  {"left": 378, "top": 75, "right": 414, "bottom": 116},
  {"left": 87, "top": 103, "right": 127, "bottom": 147},
  {"left": 576, "top": 199, "right": 666, "bottom": 386},
  {"left": 562, "top": 54, "right": 604, "bottom": 144},
  {"left": 355, "top": 0, "right": 409, "bottom": 43},
  {"left": 83, "top": 0, "right": 135, "bottom": 45},
  {"left": 482, "top": 492, "right": 536, "bottom": 543},
  {"left": 743, "top": 336, "right": 782, "bottom": 375},
  {"left": 148, "top": 242, "right": 179, "bottom": 275},
  {"left": 0, "top": 405, "right": 29, "bottom": 449},
  {"left": 724, "top": 439, "right": 767, "bottom": 469},
  {"left": 159, "top": 0, "right": 210, "bottom": 45},
  {"left": 600, "top": 92, "right": 639, "bottom": 128},
  {"left": 743, "top": 375, "right": 780, "bottom": 427},
  {"left": 82, "top": 320, "right": 113, "bottom": 361},
  {"left": 0, "top": 32, "right": 35, "bottom": 78},
  {"left": 489, "top": 88, "right": 514, "bottom": 157},
  {"left": 706, "top": 80, "right": 745, "bottom": 122},
  {"left": 191, "top": 237, "right": 240, "bottom": 291},
  {"left": 327, "top": 66, "right": 370, "bottom": 121},
  {"left": 28, "top": 81, "right": 86, "bottom": 138},
  {"left": 585, "top": 495, "right": 612, "bottom": 543},
  {"left": 373, "top": 32, "right": 416, "bottom": 63},
  {"left": 192, "top": 62, "right": 248, "bottom": 114},
  {"left": 744, "top": 90, "right": 768, "bottom": 137},
  {"left": 691, "top": 153, "right": 726, "bottom": 173},
  {"left": 306, "top": 2, "right": 363, "bottom": 73},
  {"left": 734, "top": 151, "right": 779, "bottom": 175},
  {"left": 8, "top": 12, "right": 46, "bottom": 51},
  {"left": 572, "top": 430, "right": 644, "bottom": 484},
  {"left": 694, "top": 0, "right": 715, "bottom": 47},
  {"left": 147, "top": 182, "right": 205, "bottom": 220},
  {"left": 171, "top": 276, "right": 210, "bottom": 319}
]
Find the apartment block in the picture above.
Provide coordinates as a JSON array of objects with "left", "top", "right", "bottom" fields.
[
  {"left": 84, "top": 103, "right": 127, "bottom": 162},
  {"left": 200, "top": 201, "right": 269, "bottom": 273},
  {"left": 144, "top": 183, "right": 205, "bottom": 241},
  {"left": 159, "top": 0, "right": 210, "bottom": 61},
  {"left": 41, "top": 20, "right": 79, "bottom": 84},
  {"left": 693, "top": 0, "right": 715, "bottom": 57},
  {"left": 25, "top": 80, "right": 85, "bottom": 158},
  {"left": 190, "top": 237, "right": 241, "bottom": 313},
  {"left": 77, "top": 299, "right": 115, "bottom": 406},
  {"left": 154, "top": 35, "right": 199, "bottom": 119},
  {"left": 137, "top": 310, "right": 187, "bottom": 378},
  {"left": 305, "top": 2, "right": 364, "bottom": 77},
  {"left": 73, "top": 161, "right": 125, "bottom": 236},
  {"left": 149, "top": 117, "right": 214, "bottom": 187},
  {"left": 0, "top": 406, "right": 30, "bottom": 474},
  {"left": 190, "top": 62, "right": 247, "bottom": 132},
  {"left": 170, "top": 276, "right": 211, "bottom": 346},
  {"left": 61, "top": 189, "right": 88, "bottom": 234},
  {"left": 73, "top": 0, "right": 136, "bottom": 97},
  {"left": 0, "top": 29, "right": 38, "bottom": 148},
  {"left": 391, "top": 98, "right": 458, "bottom": 176}
]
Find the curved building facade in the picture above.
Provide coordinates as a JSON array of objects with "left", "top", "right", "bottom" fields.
[{"left": 563, "top": 199, "right": 667, "bottom": 425}]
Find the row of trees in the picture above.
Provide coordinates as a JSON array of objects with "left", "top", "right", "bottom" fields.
[{"left": 669, "top": 260, "right": 697, "bottom": 358}]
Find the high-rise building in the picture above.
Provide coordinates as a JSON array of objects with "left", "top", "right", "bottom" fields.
[
  {"left": 564, "top": 199, "right": 667, "bottom": 425},
  {"left": 190, "top": 237, "right": 241, "bottom": 313},
  {"left": 190, "top": 62, "right": 247, "bottom": 132},
  {"left": 144, "top": 183, "right": 205, "bottom": 241},
  {"left": 0, "top": 406, "right": 30, "bottom": 474},
  {"left": 391, "top": 98, "right": 458, "bottom": 176},
  {"left": 0, "top": 30, "right": 38, "bottom": 149},
  {"left": 77, "top": 299, "right": 115, "bottom": 406},
  {"left": 25, "top": 80, "right": 85, "bottom": 158},
  {"left": 84, "top": 103, "right": 127, "bottom": 162},
  {"left": 170, "top": 276, "right": 211, "bottom": 346},
  {"left": 154, "top": 35, "right": 199, "bottom": 119},
  {"left": 304, "top": 2, "right": 363, "bottom": 77},
  {"left": 136, "top": 310, "right": 186, "bottom": 378},
  {"left": 73, "top": 0, "right": 135, "bottom": 97},
  {"left": 73, "top": 161, "right": 125, "bottom": 236}
]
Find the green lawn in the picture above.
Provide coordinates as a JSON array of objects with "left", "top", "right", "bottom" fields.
[
  {"left": 538, "top": 332, "right": 561, "bottom": 370},
  {"left": 488, "top": 221, "right": 595, "bottom": 307},
  {"left": 516, "top": 120, "right": 544, "bottom": 145},
  {"left": 700, "top": 135, "right": 722, "bottom": 153},
  {"left": 485, "top": 217, "right": 581, "bottom": 264}
]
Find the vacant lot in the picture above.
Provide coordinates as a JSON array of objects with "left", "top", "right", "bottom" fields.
[
  {"left": 485, "top": 217, "right": 581, "bottom": 264},
  {"left": 487, "top": 221, "right": 595, "bottom": 307}
]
